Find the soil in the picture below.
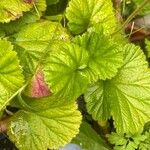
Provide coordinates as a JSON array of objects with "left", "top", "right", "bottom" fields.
[{"left": 0, "top": 133, "right": 17, "bottom": 150}]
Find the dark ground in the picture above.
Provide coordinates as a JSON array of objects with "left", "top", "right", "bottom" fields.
[{"left": 0, "top": 133, "right": 17, "bottom": 150}]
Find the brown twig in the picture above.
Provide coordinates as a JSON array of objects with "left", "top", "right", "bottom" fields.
[{"left": 126, "top": 23, "right": 150, "bottom": 42}]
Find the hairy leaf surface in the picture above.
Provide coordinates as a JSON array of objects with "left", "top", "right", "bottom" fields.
[
  {"left": 66, "top": 0, "right": 116, "bottom": 34},
  {"left": 44, "top": 43, "right": 89, "bottom": 99},
  {"left": 44, "top": 31, "right": 123, "bottom": 99},
  {"left": 74, "top": 32, "right": 123, "bottom": 80},
  {"left": 13, "top": 21, "right": 70, "bottom": 79},
  {"left": 8, "top": 97, "right": 82, "bottom": 150},
  {"left": 0, "top": 0, "right": 34, "bottom": 23},
  {"left": 85, "top": 44, "right": 150, "bottom": 133},
  {"left": 108, "top": 132, "right": 146, "bottom": 150},
  {"left": 85, "top": 81, "right": 111, "bottom": 121},
  {"left": 0, "top": 0, "right": 46, "bottom": 35},
  {"left": 0, "top": 40, "right": 24, "bottom": 111}
]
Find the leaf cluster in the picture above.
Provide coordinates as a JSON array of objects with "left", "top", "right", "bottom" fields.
[{"left": 0, "top": 0, "right": 150, "bottom": 150}]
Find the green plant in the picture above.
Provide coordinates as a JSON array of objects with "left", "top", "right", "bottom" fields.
[
  {"left": 0, "top": 0, "right": 150, "bottom": 150},
  {"left": 107, "top": 123, "right": 150, "bottom": 150},
  {"left": 108, "top": 132, "right": 147, "bottom": 150}
]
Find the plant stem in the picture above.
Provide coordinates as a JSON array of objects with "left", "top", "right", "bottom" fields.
[
  {"left": 122, "top": 0, "right": 150, "bottom": 28},
  {"left": 98, "top": 120, "right": 110, "bottom": 135},
  {"left": 112, "top": 0, "right": 150, "bottom": 36}
]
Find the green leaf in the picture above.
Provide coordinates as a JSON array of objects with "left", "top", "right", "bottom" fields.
[
  {"left": 139, "top": 131, "right": 150, "bottom": 150},
  {"left": 66, "top": 0, "right": 117, "bottom": 34},
  {"left": 44, "top": 30, "right": 123, "bottom": 100},
  {"left": 72, "top": 122, "right": 110, "bottom": 150},
  {"left": 74, "top": 31, "right": 123, "bottom": 80},
  {"left": 12, "top": 21, "right": 70, "bottom": 79},
  {"left": 0, "top": 12, "right": 39, "bottom": 35},
  {"left": 85, "top": 44, "right": 150, "bottom": 134},
  {"left": 85, "top": 81, "right": 111, "bottom": 121},
  {"left": 8, "top": 96, "right": 82, "bottom": 150},
  {"left": 0, "top": 40, "right": 24, "bottom": 110},
  {"left": 44, "top": 43, "right": 89, "bottom": 99},
  {"left": 108, "top": 44, "right": 150, "bottom": 134},
  {"left": 108, "top": 132, "right": 147, "bottom": 150},
  {"left": 133, "top": 0, "right": 150, "bottom": 16},
  {"left": 35, "top": 0, "right": 46, "bottom": 13},
  {"left": 0, "top": 0, "right": 34, "bottom": 23},
  {"left": 107, "top": 132, "right": 127, "bottom": 147},
  {"left": 0, "top": 0, "right": 46, "bottom": 35}
]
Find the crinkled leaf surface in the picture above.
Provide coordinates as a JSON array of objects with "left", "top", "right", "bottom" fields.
[
  {"left": 13, "top": 21, "right": 70, "bottom": 79},
  {"left": 27, "top": 68, "right": 51, "bottom": 98},
  {"left": 85, "top": 81, "right": 111, "bottom": 121},
  {"left": 107, "top": 132, "right": 128, "bottom": 147},
  {"left": 0, "top": 40, "right": 24, "bottom": 110},
  {"left": 0, "top": 0, "right": 47, "bottom": 35},
  {"left": 109, "top": 44, "right": 150, "bottom": 133},
  {"left": 139, "top": 131, "right": 150, "bottom": 150},
  {"left": 72, "top": 122, "right": 110, "bottom": 150},
  {"left": 0, "top": 0, "right": 34, "bottom": 23},
  {"left": 108, "top": 132, "right": 146, "bottom": 150},
  {"left": 0, "top": 12, "right": 37, "bottom": 35},
  {"left": 44, "top": 43, "right": 90, "bottom": 99},
  {"left": 74, "top": 32, "right": 123, "bottom": 80},
  {"left": 66, "top": 0, "right": 117, "bottom": 34},
  {"left": 44, "top": 31, "right": 123, "bottom": 99},
  {"left": 35, "top": 0, "right": 46, "bottom": 12},
  {"left": 8, "top": 96, "right": 82, "bottom": 150},
  {"left": 85, "top": 44, "right": 150, "bottom": 134}
]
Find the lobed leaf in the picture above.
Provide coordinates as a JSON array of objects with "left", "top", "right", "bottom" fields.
[
  {"left": 85, "top": 44, "right": 150, "bottom": 134},
  {"left": 13, "top": 21, "right": 70, "bottom": 79},
  {"left": 108, "top": 132, "right": 147, "bottom": 150},
  {"left": 66, "top": 0, "right": 117, "bottom": 35},
  {"left": 0, "top": 40, "right": 24, "bottom": 111},
  {"left": 44, "top": 43, "right": 89, "bottom": 100},
  {"left": 85, "top": 81, "right": 111, "bottom": 121},
  {"left": 0, "top": 0, "right": 47, "bottom": 35},
  {"left": 8, "top": 96, "right": 82, "bottom": 150},
  {"left": 74, "top": 31, "right": 123, "bottom": 81},
  {"left": 44, "top": 30, "right": 123, "bottom": 100},
  {"left": 0, "top": 0, "right": 34, "bottom": 23}
]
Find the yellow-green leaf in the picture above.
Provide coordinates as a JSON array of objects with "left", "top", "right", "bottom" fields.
[{"left": 0, "top": 40, "right": 24, "bottom": 110}]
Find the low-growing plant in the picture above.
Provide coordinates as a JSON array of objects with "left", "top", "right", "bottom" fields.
[{"left": 0, "top": 0, "right": 150, "bottom": 150}]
